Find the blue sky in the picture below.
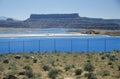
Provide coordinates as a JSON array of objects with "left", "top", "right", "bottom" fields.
[{"left": 0, "top": 0, "right": 120, "bottom": 20}]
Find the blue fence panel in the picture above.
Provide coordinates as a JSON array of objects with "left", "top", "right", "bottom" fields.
[
  {"left": 0, "top": 42, "right": 9, "bottom": 53},
  {"left": 24, "top": 40, "right": 39, "bottom": 52},
  {"left": 40, "top": 39, "right": 54, "bottom": 52},
  {"left": 55, "top": 38, "right": 71, "bottom": 52},
  {"left": 10, "top": 41, "right": 23, "bottom": 52},
  {"left": 89, "top": 38, "right": 105, "bottom": 52},
  {"left": 106, "top": 38, "right": 120, "bottom": 51},
  {"left": 0, "top": 37, "right": 120, "bottom": 53},
  {"left": 72, "top": 38, "right": 88, "bottom": 52}
]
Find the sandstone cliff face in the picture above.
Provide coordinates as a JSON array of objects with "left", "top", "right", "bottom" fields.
[{"left": 0, "top": 13, "right": 120, "bottom": 30}]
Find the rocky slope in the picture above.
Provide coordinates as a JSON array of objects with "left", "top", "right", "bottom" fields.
[{"left": 0, "top": 13, "right": 120, "bottom": 30}]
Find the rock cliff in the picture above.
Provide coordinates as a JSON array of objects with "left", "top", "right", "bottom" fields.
[{"left": 0, "top": 13, "right": 120, "bottom": 30}]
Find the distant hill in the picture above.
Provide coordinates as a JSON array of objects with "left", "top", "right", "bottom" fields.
[
  {"left": 0, "top": 16, "right": 8, "bottom": 20},
  {"left": 0, "top": 13, "right": 120, "bottom": 30}
]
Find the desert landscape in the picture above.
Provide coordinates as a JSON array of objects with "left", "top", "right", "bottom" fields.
[{"left": 0, "top": 51, "right": 120, "bottom": 79}]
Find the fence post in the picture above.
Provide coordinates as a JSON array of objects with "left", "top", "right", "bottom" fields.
[
  {"left": 54, "top": 39, "right": 56, "bottom": 52},
  {"left": 71, "top": 40, "right": 72, "bottom": 52},
  {"left": 87, "top": 39, "right": 89, "bottom": 53},
  {"left": 8, "top": 41, "right": 10, "bottom": 53},
  {"left": 104, "top": 39, "right": 106, "bottom": 52},
  {"left": 39, "top": 40, "right": 40, "bottom": 52},
  {"left": 23, "top": 40, "right": 24, "bottom": 52}
]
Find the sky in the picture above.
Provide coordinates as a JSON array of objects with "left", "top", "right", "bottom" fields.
[{"left": 0, "top": 0, "right": 120, "bottom": 20}]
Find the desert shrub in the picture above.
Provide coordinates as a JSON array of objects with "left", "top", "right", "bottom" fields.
[
  {"left": 25, "top": 69, "right": 34, "bottom": 78},
  {"left": 9, "top": 65, "right": 17, "bottom": 70},
  {"left": 110, "top": 65, "right": 114, "bottom": 68},
  {"left": 3, "top": 59, "right": 9, "bottom": 64},
  {"left": 33, "top": 59, "right": 37, "bottom": 63},
  {"left": 99, "top": 52, "right": 104, "bottom": 56},
  {"left": 22, "top": 77, "right": 29, "bottom": 79},
  {"left": 87, "top": 59, "right": 91, "bottom": 63},
  {"left": 48, "top": 69, "right": 61, "bottom": 79},
  {"left": 24, "top": 55, "right": 30, "bottom": 59},
  {"left": 86, "top": 54, "right": 92, "bottom": 59},
  {"left": 108, "top": 55, "right": 116, "bottom": 61},
  {"left": 14, "top": 55, "right": 21, "bottom": 59},
  {"left": 3, "top": 75, "right": 18, "bottom": 79},
  {"left": 112, "top": 50, "right": 120, "bottom": 53},
  {"left": 18, "top": 71, "right": 25, "bottom": 75},
  {"left": 42, "top": 65, "right": 51, "bottom": 71},
  {"left": 34, "top": 73, "right": 42, "bottom": 78},
  {"left": 64, "top": 65, "right": 72, "bottom": 71},
  {"left": 108, "top": 61, "right": 113, "bottom": 65},
  {"left": 75, "top": 69, "right": 83, "bottom": 75},
  {"left": 118, "top": 64, "right": 120, "bottom": 71},
  {"left": 71, "top": 64, "right": 75, "bottom": 68},
  {"left": 23, "top": 64, "right": 34, "bottom": 78},
  {"left": 5, "top": 71, "right": 18, "bottom": 78},
  {"left": 58, "top": 78, "right": 64, "bottom": 79},
  {"left": 23, "top": 64, "right": 32, "bottom": 70},
  {"left": 84, "top": 63, "right": 95, "bottom": 72},
  {"left": 30, "top": 51, "right": 34, "bottom": 54},
  {"left": 49, "top": 60, "right": 55, "bottom": 66},
  {"left": 99, "top": 70, "right": 110, "bottom": 76},
  {"left": 56, "top": 58, "right": 59, "bottom": 61},
  {"left": 84, "top": 72, "right": 97, "bottom": 79},
  {"left": 76, "top": 75, "right": 82, "bottom": 79},
  {"left": 101, "top": 56, "right": 105, "bottom": 60}
]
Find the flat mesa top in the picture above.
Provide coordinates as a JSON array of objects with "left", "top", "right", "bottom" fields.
[{"left": 30, "top": 13, "right": 79, "bottom": 19}]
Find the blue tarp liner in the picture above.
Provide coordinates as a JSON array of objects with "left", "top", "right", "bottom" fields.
[{"left": 0, "top": 36, "right": 120, "bottom": 53}]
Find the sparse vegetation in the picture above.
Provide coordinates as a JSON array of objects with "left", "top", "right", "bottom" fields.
[
  {"left": 33, "top": 59, "right": 37, "bottom": 63},
  {"left": 48, "top": 69, "right": 61, "bottom": 79},
  {"left": 84, "top": 63, "right": 95, "bottom": 72},
  {"left": 0, "top": 51, "right": 120, "bottom": 79},
  {"left": 118, "top": 64, "right": 120, "bottom": 71},
  {"left": 85, "top": 72, "right": 97, "bottom": 79},
  {"left": 75, "top": 69, "right": 83, "bottom": 75},
  {"left": 98, "top": 70, "right": 110, "bottom": 76},
  {"left": 42, "top": 65, "right": 51, "bottom": 71}
]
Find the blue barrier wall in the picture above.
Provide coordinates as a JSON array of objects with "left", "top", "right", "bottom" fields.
[{"left": 0, "top": 37, "right": 120, "bottom": 53}]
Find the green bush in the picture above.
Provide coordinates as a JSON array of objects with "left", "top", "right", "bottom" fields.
[
  {"left": 3, "top": 75, "right": 18, "bottom": 79},
  {"left": 84, "top": 72, "right": 97, "bottom": 79},
  {"left": 84, "top": 63, "right": 95, "bottom": 72},
  {"left": 99, "top": 70, "right": 110, "bottom": 76},
  {"left": 3, "top": 59, "right": 9, "bottom": 64},
  {"left": 101, "top": 56, "right": 105, "bottom": 60},
  {"left": 64, "top": 65, "right": 72, "bottom": 71},
  {"left": 25, "top": 69, "right": 34, "bottom": 78},
  {"left": 23, "top": 64, "right": 32, "bottom": 70},
  {"left": 108, "top": 61, "right": 113, "bottom": 65},
  {"left": 24, "top": 55, "right": 30, "bottom": 59},
  {"left": 48, "top": 69, "right": 61, "bottom": 79},
  {"left": 9, "top": 65, "right": 17, "bottom": 70},
  {"left": 108, "top": 55, "right": 116, "bottom": 61},
  {"left": 75, "top": 69, "right": 83, "bottom": 75},
  {"left": 33, "top": 59, "right": 37, "bottom": 63},
  {"left": 42, "top": 65, "right": 51, "bottom": 71},
  {"left": 76, "top": 75, "right": 82, "bottom": 79},
  {"left": 87, "top": 59, "right": 91, "bottom": 63},
  {"left": 118, "top": 65, "right": 120, "bottom": 71}
]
